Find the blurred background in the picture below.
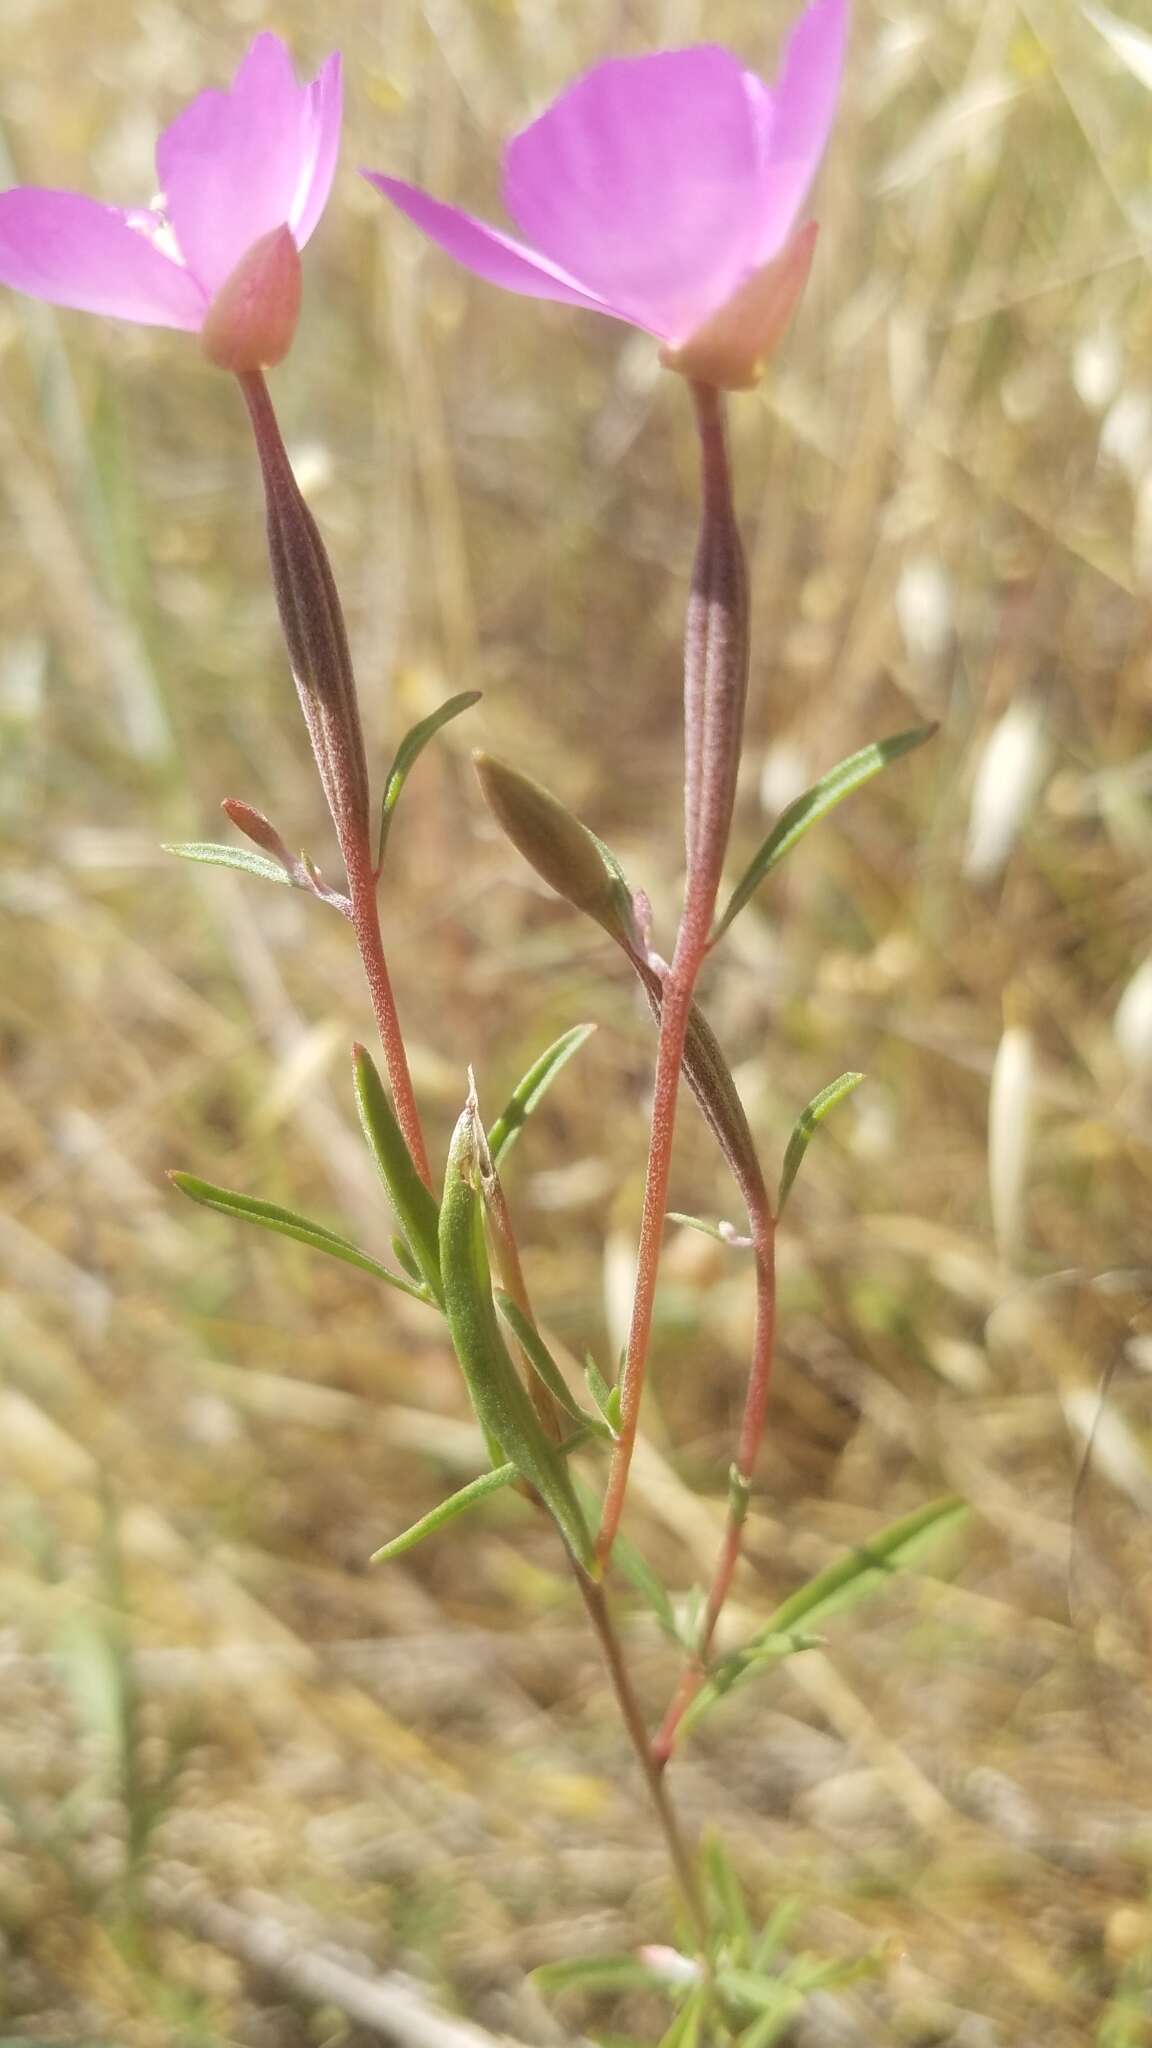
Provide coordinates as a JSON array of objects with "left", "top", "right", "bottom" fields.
[{"left": 2, "top": 0, "right": 1152, "bottom": 2041}]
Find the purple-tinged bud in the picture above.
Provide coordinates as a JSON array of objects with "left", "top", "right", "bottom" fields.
[
  {"left": 236, "top": 370, "right": 371, "bottom": 867},
  {"left": 473, "top": 751, "right": 641, "bottom": 951},
  {"left": 201, "top": 226, "right": 303, "bottom": 374}
]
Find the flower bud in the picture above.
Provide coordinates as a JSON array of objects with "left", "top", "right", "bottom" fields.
[
  {"left": 473, "top": 752, "right": 640, "bottom": 950},
  {"left": 661, "top": 222, "right": 818, "bottom": 391},
  {"left": 201, "top": 225, "right": 302, "bottom": 373}
]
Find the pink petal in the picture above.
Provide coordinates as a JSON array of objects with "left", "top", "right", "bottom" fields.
[
  {"left": 364, "top": 174, "right": 615, "bottom": 314},
  {"left": 290, "top": 51, "right": 343, "bottom": 251},
  {"left": 157, "top": 34, "right": 341, "bottom": 296},
  {"left": 0, "top": 188, "right": 206, "bottom": 327},
  {"left": 755, "top": 0, "right": 848, "bottom": 263},
  {"left": 501, "top": 47, "right": 767, "bottom": 343}
]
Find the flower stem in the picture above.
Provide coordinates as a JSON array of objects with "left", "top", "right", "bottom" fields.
[
  {"left": 346, "top": 850, "right": 433, "bottom": 1190},
  {"left": 597, "top": 383, "right": 749, "bottom": 1568}
]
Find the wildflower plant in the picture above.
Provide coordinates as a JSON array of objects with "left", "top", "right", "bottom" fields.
[{"left": 0, "top": 10, "right": 966, "bottom": 2040}]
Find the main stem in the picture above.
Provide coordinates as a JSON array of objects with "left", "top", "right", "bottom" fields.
[
  {"left": 597, "top": 384, "right": 749, "bottom": 1567},
  {"left": 483, "top": 1167, "right": 708, "bottom": 1948},
  {"left": 577, "top": 1576, "right": 711, "bottom": 1953}
]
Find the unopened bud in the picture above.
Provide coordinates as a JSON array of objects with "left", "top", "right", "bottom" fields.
[
  {"left": 473, "top": 751, "right": 639, "bottom": 950},
  {"left": 201, "top": 225, "right": 302, "bottom": 373},
  {"left": 661, "top": 222, "right": 818, "bottom": 392}
]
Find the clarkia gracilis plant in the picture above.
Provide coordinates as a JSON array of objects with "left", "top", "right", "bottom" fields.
[{"left": 0, "top": 9, "right": 963, "bottom": 2038}]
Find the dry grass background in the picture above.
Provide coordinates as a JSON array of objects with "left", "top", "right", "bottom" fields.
[{"left": 2, "top": 0, "right": 1152, "bottom": 2040}]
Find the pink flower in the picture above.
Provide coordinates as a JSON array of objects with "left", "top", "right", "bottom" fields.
[
  {"left": 0, "top": 35, "right": 341, "bottom": 361},
  {"left": 365, "top": 0, "right": 846, "bottom": 389}
]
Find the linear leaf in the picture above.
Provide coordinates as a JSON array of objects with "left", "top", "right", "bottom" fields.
[
  {"left": 371, "top": 1423, "right": 593, "bottom": 1563},
  {"left": 371, "top": 1462, "right": 518, "bottom": 1563},
  {"left": 777, "top": 1072, "right": 864, "bottom": 1212},
  {"left": 533, "top": 1956, "right": 666, "bottom": 1996},
  {"left": 488, "top": 1022, "right": 596, "bottom": 1166},
  {"left": 440, "top": 1101, "right": 592, "bottom": 1566},
  {"left": 712, "top": 725, "right": 936, "bottom": 942},
  {"left": 668, "top": 1211, "right": 751, "bottom": 1248},
  {"left": 169, "top": 1172, "right": 426, "bottom": 1299},
  {"left": 377, "top": 691, "right": 481, "bottom": 864},
  {"left": 659, "top": 1992, "right": 707, "bottom": 2048},
  {"left": 494, "top": 1294, "right": 611, "bottom": 1438},
  {"left": 684, "top": 1496, "right": 968, "bottom": 1735},
  {"left": 704, "top": 1833, "right": 752, "bottom": 1957},
  {"left": 352, "top": 1046, "right": 443, "bottom": 1305},
  {"left": 584, "top": 1355, "right": 622, "bottom": 1432},
  {"left": 162, "top": 841, "right": 293, "bottom": 887}
]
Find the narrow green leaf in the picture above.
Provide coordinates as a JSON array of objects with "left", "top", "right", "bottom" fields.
[
  {"left": 732, "top": 1991, "right": 803, "bottom": 2047},
  {"left": 488, "top": 1022, "right": 596, "bottom": 1167},
  {"left": 162, "top": 840, "right": 292, "bottom": 887},
  {"left": 777, "top": 1072, "right": 865, "bottom": 1213},
  {"left": 440, "top": 1099, "right": 591, "bottom": 1566},
  {"left": 704, "top": 1833, "right": 752, "bottom": 1958},
  {"left": 352, "top": 1046, "right": 443, "bottom": 1305},
  {"left": 685, "top": 1496, "right": 968, "bottom": 1735},
  {"left": 371, "top": 1423, "right": 594, "bottom": 1564},
  {"left": 712, "top": 725, "right": 936, "bottom": 942},
  {"left": 377, "top": 690, "right": 481, "bottom": 864},
  {"left": 533, "top": 1956, "right": 666, "bottom": 1996},
  {"left": 494, "top": 1294, "right": 611, "bottom": 1438},
  {"left": 584, "top": 1354, "right": 622, "bottom": 1432},
  {"left": 169, "top": 1172, "right": 427, "bottom": 1300},
  {"left": 668, "top": 1212, "right": 750, "bottom": 1248},
  {"left": 391, "top": 1233, "right": 423, "bottom": 1283},
  {"left": 371, "top": 1462, "right": 518, "bottom": 1563},
  {"left": 717, "top": 1970, "right": 800, "bottom": 2022},
  {"left": 659, "top": 1991, "right": 707, "bottom": 2048},
  {"left": 752, "top": 1901, "right": 800, "bottom": 1974}
]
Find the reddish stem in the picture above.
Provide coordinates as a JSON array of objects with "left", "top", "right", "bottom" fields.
[
  {"left": 347, "top": 850, "right": 433, "bottom": 1190},
  {"left": 597, "top": 383, "right": 749, "bottom": 1569}
]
